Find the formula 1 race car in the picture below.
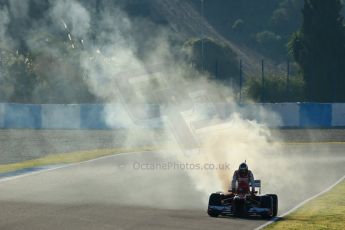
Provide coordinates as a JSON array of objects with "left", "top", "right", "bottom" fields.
[{"left": 207, "top": 180, "right": 278, "bottom": 218}]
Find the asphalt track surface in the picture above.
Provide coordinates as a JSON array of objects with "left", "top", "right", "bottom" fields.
[
  {"left": 0, "top": 143, "right": 344, "bottom": 230},
  {"left": 1, "top": 129, "right": 344, "bottom": 164}
]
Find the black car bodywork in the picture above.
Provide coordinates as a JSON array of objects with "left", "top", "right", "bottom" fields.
[{"left": 207, "top": 180, "right": 278, "bottom": 218}]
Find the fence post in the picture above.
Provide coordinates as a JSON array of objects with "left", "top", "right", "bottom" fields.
[
  {"left": 215, "top": 59, "right": 218, "bottom": 80},
  {"left": 239, "top": 59, "right": 242, "bottom": 103},
  {"left": 261, "top": 59, "right": 265, "bottom": 102},
  {"left": 286, "top": 60, "right": 290, "bottom": 101},
  {"left": 200, "top": 0, "right": 204, "bottom": 73}
]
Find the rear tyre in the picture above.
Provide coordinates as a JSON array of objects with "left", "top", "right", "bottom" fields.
[
  {"left": 208, "top": 193, "right": 221, "bottom": 217},
  {"left": 260, "top": 195, "right": 273, "bottom": 218},
  {"left": 267, "top": 194, "right": 278, "bottom": 217}
]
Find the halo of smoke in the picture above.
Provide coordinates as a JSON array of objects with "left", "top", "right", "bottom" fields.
[
  {"left": 50, "top": 0, "right": 90, "bottom": 39},
  {"left": 8, "top": 0, "right": 28, "bottom": 20},
  {"left": 0, "top": 6, "right": 14, "bottom": 101},
  {"left": 0, "top": 6, "right": 12, "bottom": 48},
  {"left": 69, "top": 2, "right": 289, "bottom": 206},
  {"left": 0, "top": 0, "right": 318, "bottom": 211}
]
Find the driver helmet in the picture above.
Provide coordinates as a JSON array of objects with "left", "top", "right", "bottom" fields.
[{"left": 238, "top": 162, "right": 248, "bottom": 175}]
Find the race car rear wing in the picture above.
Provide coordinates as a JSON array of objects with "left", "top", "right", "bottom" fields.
[{"left": 251, "top": 180, "right": 261, "bottom": 194}]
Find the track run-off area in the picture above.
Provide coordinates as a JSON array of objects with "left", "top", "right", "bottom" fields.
[{"left": 0, "top": 131, "right": 344, "bottom": 230}]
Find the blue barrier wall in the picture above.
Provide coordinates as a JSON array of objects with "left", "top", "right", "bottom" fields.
[
  {"left": 299, "top": 103, "right": 332, "bottom": 127},
  {"left": 42, "top": 104, "right": 80, "bottom": 129},
  {"left": 0, "top": 103, "right": 344, "bottom": 129},
  {"left": 263, "top": 103, "right": 300, "bottom": 127},
  {"left": 332, "top": 103, "right": 345, "bottom": 126},
  {"left": 0, "top": 103, "right": 4, "bottom": 128},
  {"left": 3, "top": 104, "right": 42, "bottom": 129},
  {"left": 80, "top": 104, "right": 109, "bottom": 129}
]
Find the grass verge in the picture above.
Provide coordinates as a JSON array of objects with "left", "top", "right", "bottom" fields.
[
  {"left": 265, "top": 180, "right": 345, "bottom": 230},
  {"left": 0, "top": 146, "right": 159, "bottom": 174}
]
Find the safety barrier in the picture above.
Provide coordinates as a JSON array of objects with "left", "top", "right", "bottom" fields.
[{"left": 0, "top": 103, "right": 344, "bottom": 129}]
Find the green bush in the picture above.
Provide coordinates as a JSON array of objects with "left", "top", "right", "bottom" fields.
[{"left": 244, "top": 74, "right": 305, "bottom": 102}]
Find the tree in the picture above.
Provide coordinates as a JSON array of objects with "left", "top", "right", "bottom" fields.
[
  {"left": 185, "top": 38, "right": 239, "bottom": 84},
  {"left": 289, "top": 0, "right": 345, "bottom": 102}
]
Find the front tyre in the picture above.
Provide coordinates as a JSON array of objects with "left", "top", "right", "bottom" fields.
[
  {"left": 260, "top": 195, "right": 273, "bottom": 219},
  {"left": 267, "top": 194, "right": 278, "bottom": 217},
  {"left": 207, "top": 193, "right": 222, "bottom": 217},
  {"left": 207, "top": 210, "right": 219, "bottom": 217}
]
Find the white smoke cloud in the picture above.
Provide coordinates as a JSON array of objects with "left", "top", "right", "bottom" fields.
[
  {"left": 0, "top": 6, "right": 11, "bottom": 49},
  {"left": 0, "top": 6, "right": 15, "bottom": 101},
  {"left": 50, "top": 0, "right": 90, "bottom": 39},
  {"left": 0, "top": 0, "right": 312, "bottom": 213},
  {"left": 59, "top": 2, "right": 287, "bottom": 205},
  {"left": 9, "top": 0, "right": 29, "bottom": 19}
]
